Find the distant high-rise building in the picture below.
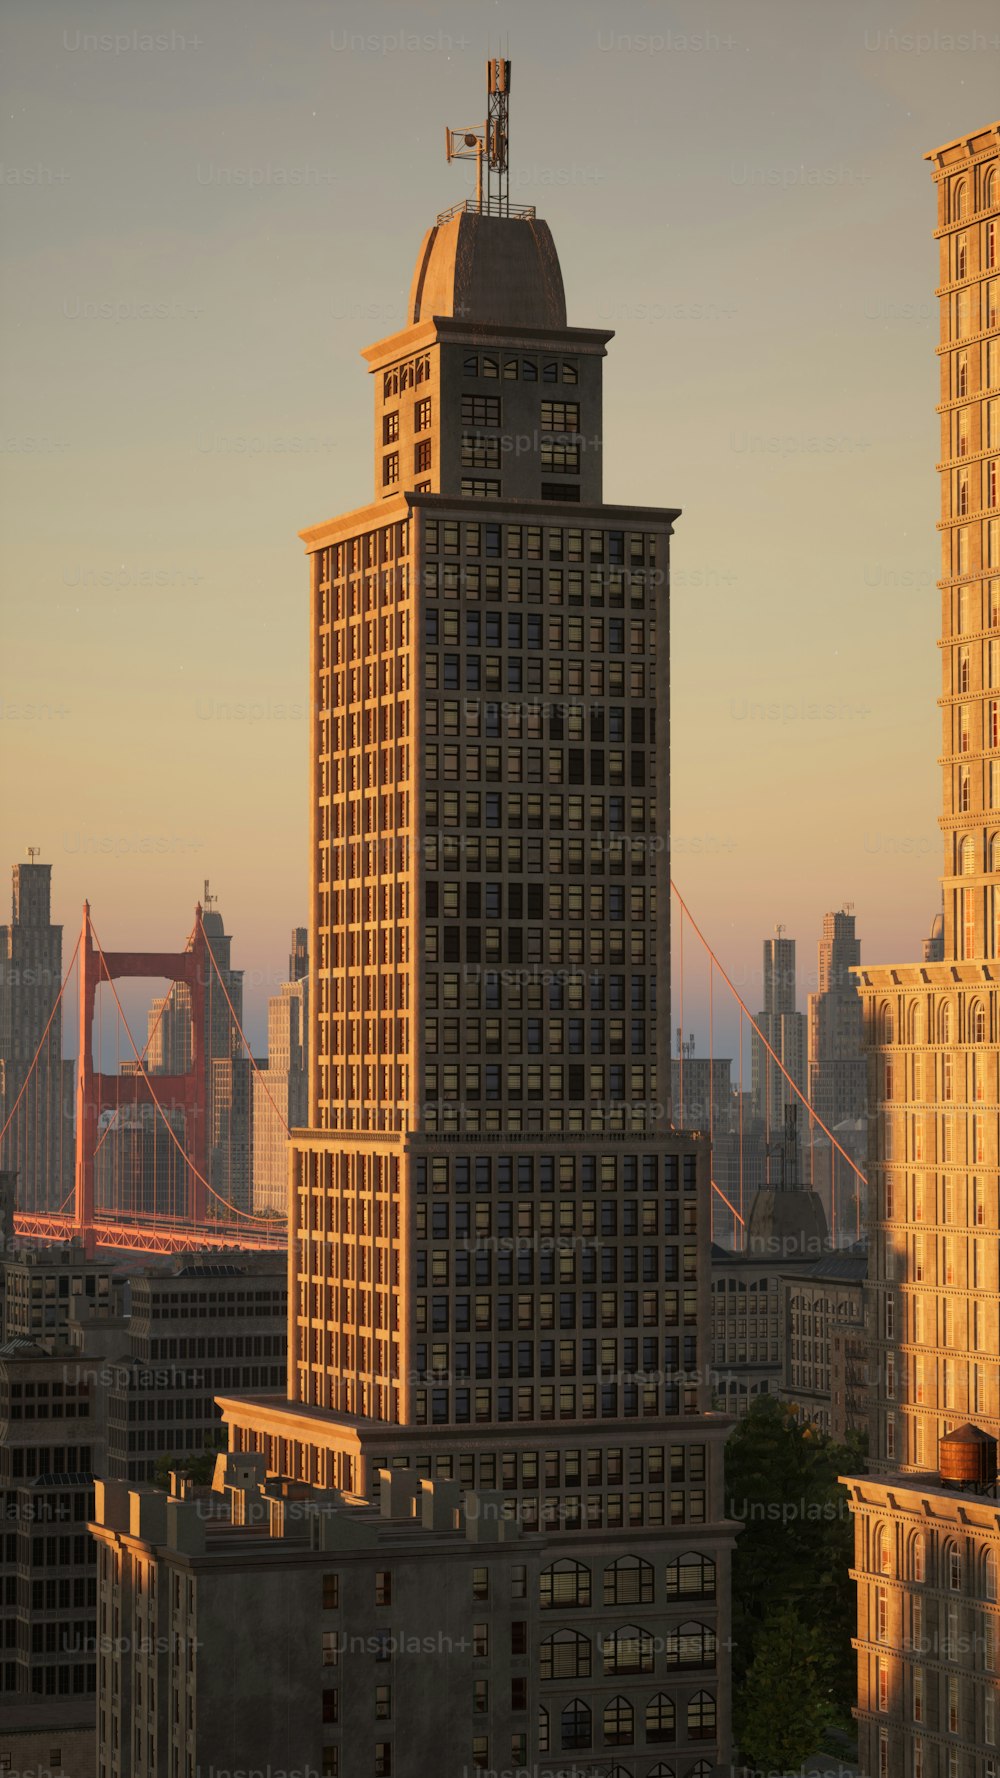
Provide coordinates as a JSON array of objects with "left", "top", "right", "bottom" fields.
[
  {"left": 251, "top": 930, "right": 309, "bottom": 1216},
  {"left": 0, "top": 856, "right": 74, "bottom": 1213},
  {"left": 670, "top": 1054, "right": 735, "bottom": 1133},
  {"left": 93, "top": 1103, "right": 187, "bottom": 1218},
  {"left": 671, "top": 1052, "right": 767, "bottom": 1247},
  {"left": 137, "top": 895, "right": 252, "bottom": 1215},
  {"left": 807, "top": 908, "right": 866, "bottom": 1228},
  {"left": 808, "top": 909, "right": 864, "bottom": 1128},
  {"left": 750, "top": 929, "right": 807, "bottom": 1147},
  {"left": 146, "top": 984, "right": 192, "bottom": 1073},
  {"left": 844, "top": 118, "right": 1000, "bottom": 1778}
]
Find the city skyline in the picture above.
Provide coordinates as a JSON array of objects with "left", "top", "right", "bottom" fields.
[
  {"left": 4, "top": 0, "right": 1000, "bottom": 1053},
  {"left": 2, "top": 13, "right": 1000, "bottom": 1776}
]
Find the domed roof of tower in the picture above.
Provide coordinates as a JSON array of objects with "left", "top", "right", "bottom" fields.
[
  {"left": 407, "top": 210, "right": 567, "bottom": 330},
  {"left": 744, "top": 1186, "right": 830, "bottom": 1261}
]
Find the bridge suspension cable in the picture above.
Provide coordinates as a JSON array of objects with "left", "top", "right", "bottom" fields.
[{"left": 670, "top": 880, "right": 867, "bottom": 1246}]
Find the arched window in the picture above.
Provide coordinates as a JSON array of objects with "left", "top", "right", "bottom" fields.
[
  {"left": 941, "top": 1002, "right": 954, "bottom": 1044},
  {"left": 687, "top": 1692, "right": 717, "bottom": 1741},
  {"left": 687, "top": 1765, "right": 714, "bottom": 1778},
  {"left": 666, "top": 1552, "right": 716, "bottom": 1598},
  {"left": 541, "top": 1559, "right": 591, "bottom": 1609},
  {"left": 522, "top": 358, "right": 538, "bottom": 381},
  {"left": 972, "top": 1002, "right": 988, "bottom": 1043},
  {"left": 911, "top": 1001, "right": 926, "bottom": 1043},
  {"left": 481, "top": 356, "right": 499, "bottom": 379},
  {"left": 985, "top": 1549, "right": 998, "bottom": 1601},
  {"left": 538, "top": 1707, "right": 549, "bottom": 1755},
  {"left": 604, "top": 1554, "right": 654, "bottom": 1605},
  {"left": 946, "top": 1541, "right": 963, "bottom": 1590},
  {"left": 880, "top": 1002, "right": 895, "bottom": 1043},
  {"left": 911, "top": 1533, "right": 926, "bottom": 1583},
  {"left": 462, "top": 355, "right": 478, "bottom": 377},
  {"left": 991, "top": 834, "right": 1000, "bottom": 873},
  {"left": 603, "top": 1696, "right": 635, "bottom": 1746},
  {"left": 647, "top": 1767, "right": 677, "bottom": 1778},
  {"left": 560, "top": 1699, "right": 592, "bottom": 1751},
  {"left": 645, "top": 1694, "right": 676, "bottom": 1744},
  {"left": 541, "top": 1628, "right": 591, "bottom": 1680},
  {"left": 986, "top": 168, "right": 996, "bottom": 209},
  {"left": 664, "top": 1621, "right": 717, "bottom": 1669},
  {"left": 503, "top": 358, "right": 519, "bottom": 380},
  {"left": 874, "top": 1523, "right": 891, "bottom": 1575},
  {"left": 962, "top": 834, "right": 977, "bottom": 874},
  {"left": 954, "top": 180, "right": 969, "bottom": 220},
  {"left": 958, "top": 473, "right": 970, "bottom": 514},
  {"left": 603, "top": 1624, "right": 654, "bottom": 1675}
]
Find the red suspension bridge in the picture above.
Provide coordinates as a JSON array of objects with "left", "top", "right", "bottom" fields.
[
  {"left": 0, "top": 887, "right": 866, "bottom": 1258},
  {"left": 3, "top": 902, "right": 287, "bottom": 1255}
]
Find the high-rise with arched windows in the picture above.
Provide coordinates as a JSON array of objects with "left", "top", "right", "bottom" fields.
[{"left": 845, "top": 118, "right": 1000, "bottom": 1778}]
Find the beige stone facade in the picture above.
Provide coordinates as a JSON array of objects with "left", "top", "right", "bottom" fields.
[{"left": 847, "top": 118, "right": 1000, "bottom": 1778}]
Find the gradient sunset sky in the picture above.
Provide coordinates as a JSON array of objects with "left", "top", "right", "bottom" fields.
[{"left": 2, "top": 0, "right": 998, "bottom": 1054}]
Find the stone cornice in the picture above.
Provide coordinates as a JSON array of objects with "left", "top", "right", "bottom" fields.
[
  {"left": 360, "top": 318, "right": 615, "bottom": 373},
  {"left": 853, "top": 961, "right": 1000, "bottom": 992}
]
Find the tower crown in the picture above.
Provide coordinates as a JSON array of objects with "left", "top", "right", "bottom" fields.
[{"left": 408, "top": 210, "right": 566, "bottom": 330}]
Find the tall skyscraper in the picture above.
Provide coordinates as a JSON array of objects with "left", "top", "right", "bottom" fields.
[
  {"left": 844, "top": 119, "right": 1000, "bottom": 1778},
  {"left": 750, "top": 929, "right": 806, "bottom": 1147},
  {"left": 139, "top": 894, "right": 252, "bottom": 1215},
  {"left": 0, "top": 855, "right": 74, "bottom": 1212},
  {"left": 808, "top": 908, "right": 864, "bottom": 1128},
  {"left": 251, "top": 928, "right": 308, "bottom": 1216},
  {"left": 808, "top": 908, "right": 866, "bottom": 1228},
  {"left": 217, "top": 63, "right": 734, "bottom": 1776}
]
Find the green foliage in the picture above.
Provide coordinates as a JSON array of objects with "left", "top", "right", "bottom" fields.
[
  {"left": 736, "top": 1605, "right": 835, "bottom": 1771},
  {"left": 725, "top": 1396, "right": 867, "bottom": 1747},
  {"left": 151, "top": 1438, "right": 225, "bottom": 1491}
]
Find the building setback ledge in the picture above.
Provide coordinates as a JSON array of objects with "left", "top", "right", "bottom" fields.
[{"left": 840, "top": 1471, "right": 1000, "bottom": 1530}]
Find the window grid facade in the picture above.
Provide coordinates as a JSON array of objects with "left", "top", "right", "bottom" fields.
[{"left": 848, "top": 120, "right": 1000, "bottom": 1778}]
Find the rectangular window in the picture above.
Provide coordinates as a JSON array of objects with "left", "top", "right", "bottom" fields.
[
  {"left": 540, "top": 439, "right": 581, "bottom": 475},
  {"left": 383, "top": 412, "right": 399, "bottom": 444},
  {"left": 461, "top": 479, "right": 501, "bottom": 500},
  {"left": 540, "top": 400, "right": 580, "bottom": 432},
  {"left": 461, "top": 395, "right": 500, "bottom": 427},
  {"left": 462, "top": 434, "right": 501, "bottom": 470},
  {"left": 415, "top": 397, "right": 432, "bottom": 431},
  {"left": 382, "top": 452, "right": 399, "bottom": 487}
]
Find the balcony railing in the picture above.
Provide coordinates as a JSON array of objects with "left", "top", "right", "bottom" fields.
[{"left": 435, "top": 197, "right": 537, "bottom": 225}]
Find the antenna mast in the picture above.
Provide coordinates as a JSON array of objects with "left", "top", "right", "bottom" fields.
[{"left": 445, "top": 57, "right": 511, "bottom": 217}]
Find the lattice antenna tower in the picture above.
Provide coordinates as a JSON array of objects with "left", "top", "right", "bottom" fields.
[{"left": 445, "top": 57, "right": 511, "bottom": 215}]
